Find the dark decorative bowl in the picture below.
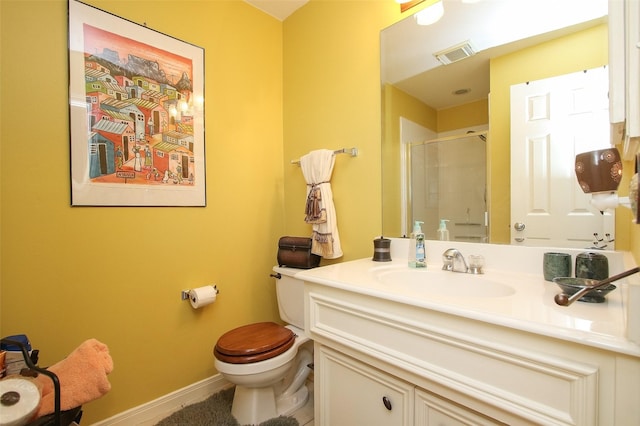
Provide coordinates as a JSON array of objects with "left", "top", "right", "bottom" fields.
[
  {"left": 574, "top": 147, "right": 622, "bottom": 193},
  {"left": 553, "top": 277, "right": 617, "bottom": 303}
]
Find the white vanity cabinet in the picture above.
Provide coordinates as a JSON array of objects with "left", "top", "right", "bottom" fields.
[
  {"left": 317, "top": 343, "right": 504, "bottom": 426},
  {"left": 317, "top": 344, "right": 414, "bottom": 425},
  {"left": 414, "top": 387, "right": 503, "bottom": 426},
  {"left": 304, "top": 280, "right": 640, "bottom": 426}
]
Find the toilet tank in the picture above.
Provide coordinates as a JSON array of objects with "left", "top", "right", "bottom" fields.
[{"left": 272, "top": 266, "right": 305, "bottom": 329}]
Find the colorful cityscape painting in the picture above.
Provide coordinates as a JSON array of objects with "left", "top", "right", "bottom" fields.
[
  {"left": 69, "top": 0, "right": 205, "bottom": 206},
  {"left": 84, "top": 24, "right": 196, "bottom": 186}
]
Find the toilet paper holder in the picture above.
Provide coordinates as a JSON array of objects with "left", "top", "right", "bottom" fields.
[{"left": 181, "top": 285, "right": 219, "bottom": 301}]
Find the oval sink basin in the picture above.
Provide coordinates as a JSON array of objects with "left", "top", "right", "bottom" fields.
[{"left": 374, "top": 267, "right": 516, "bottom": 298}]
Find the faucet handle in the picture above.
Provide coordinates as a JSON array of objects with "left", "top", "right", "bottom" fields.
[
  {"left": 468, "top": 255, "right": 485, "bottom": 274},
  {"left": 442, "top": 249, "right": 456, "bottom": 270}
]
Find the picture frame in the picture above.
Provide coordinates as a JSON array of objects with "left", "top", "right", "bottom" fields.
[{"left": 69, "top": 0, "right": 206, "bottom": 206}]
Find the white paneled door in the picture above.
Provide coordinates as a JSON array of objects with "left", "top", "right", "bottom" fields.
[{"left": 510, "top": 67, "right": 615, "bottom": 248}]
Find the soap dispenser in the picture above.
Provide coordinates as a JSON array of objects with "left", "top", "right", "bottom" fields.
[
  {"left": 437, "top": 219, "right": 450, "bottom": 241},
  {"left": 408, "top": 221, "right": 426, "bottom": 268}
]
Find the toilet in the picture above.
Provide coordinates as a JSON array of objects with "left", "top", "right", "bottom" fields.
[{"left": 214, "top": 266, "right": 313, "bottom": 425}]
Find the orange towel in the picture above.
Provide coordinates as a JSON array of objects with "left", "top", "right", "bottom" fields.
[{"left": 35, "top": 338, "right": 113, "bottom": 417}]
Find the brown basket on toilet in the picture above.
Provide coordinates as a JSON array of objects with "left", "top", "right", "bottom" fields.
[{"left": 277, "top": 236, "right": 321, "bottom": 269}]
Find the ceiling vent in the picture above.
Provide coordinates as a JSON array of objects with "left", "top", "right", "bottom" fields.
[{"left": 434, "top": 40, "right": 477, "bottom": 65}]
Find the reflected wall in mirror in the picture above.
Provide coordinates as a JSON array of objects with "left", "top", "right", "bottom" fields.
[
  {"left": 381, "top": 0, "right": 618, "bottom": 249},
  {"left": 409, "top": 131, "right": 488, "bottom": 243}
]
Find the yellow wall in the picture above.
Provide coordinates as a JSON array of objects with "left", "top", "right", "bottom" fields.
[
  {"left": 381, "top": 84, "right": 487, "bottom": 237},
  {"left": 438, "top": 99, "right": 489, "bottom": 132},
  {"left": 382, "top": 84, "right": 437, "bottom": 236},
  {"left": 1, "top": 0, "right": 285, "bottom": 422},
  {"left": 490, "top": 24, "right": 610, "bottom": 243},
  {"left": 282, "top": 0, "right": 418, "bottom": 262},
  {"left": 489, "top": 23, "right": 639, "bottom": 253}
]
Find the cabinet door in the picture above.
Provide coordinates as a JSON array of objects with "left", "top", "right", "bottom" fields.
[
  {"left": 316, "top": 345, "right": 414, "bottom": 426},
  {"left": 415, "top": 388, "right": 504, "bottom": 426}
]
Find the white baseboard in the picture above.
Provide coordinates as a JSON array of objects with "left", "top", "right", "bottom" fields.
[{"left": 92, "top": 374, "right": 231, "bottom": 426}]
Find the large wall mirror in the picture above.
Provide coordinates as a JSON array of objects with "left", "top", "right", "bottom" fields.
[{"left": 381, "top": 0, "right": 616, "bottom": 249}]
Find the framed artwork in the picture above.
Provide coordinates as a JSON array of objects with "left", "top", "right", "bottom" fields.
[{"left": 69, "top": 0, "right": 206, "bottom": 206}]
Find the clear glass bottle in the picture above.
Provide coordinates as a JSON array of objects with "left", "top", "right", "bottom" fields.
[
  {"left": 437, "top": 219, "right": 450, "bottom": 241},
  {"left": 408, "top": 221, "right": 426, "bottom": 268}
]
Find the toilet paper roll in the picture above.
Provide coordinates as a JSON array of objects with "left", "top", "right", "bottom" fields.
[
  {"left": 0, "top": 377, "right": 41, "bottom": 426},
  {"left": 189, "top": 285, "right": 217, "bottom": 309}
]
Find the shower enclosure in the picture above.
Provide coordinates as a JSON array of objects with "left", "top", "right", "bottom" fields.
[{"left": 407, "top": 132, "right": 488, "bottom": 242}]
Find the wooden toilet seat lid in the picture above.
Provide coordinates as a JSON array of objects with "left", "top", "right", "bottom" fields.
[{"left": 214, "top": 322, "right": 295, "bottom": 364}]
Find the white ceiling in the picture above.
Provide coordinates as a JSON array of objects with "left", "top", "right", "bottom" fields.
[
  {"left": 382, "top": 0, "right": 608, "bottom": 110},
  {"left": 244, "top": 0, "right": 309, "bottom": 21}
]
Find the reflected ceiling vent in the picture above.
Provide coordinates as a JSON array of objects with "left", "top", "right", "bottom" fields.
[{"left": 434, "top": 40, "right": 477, "bottom": 65}]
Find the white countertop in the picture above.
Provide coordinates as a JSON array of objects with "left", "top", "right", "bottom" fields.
[{"left": 296, "top": 242, "right": 640, "bottom": 357}]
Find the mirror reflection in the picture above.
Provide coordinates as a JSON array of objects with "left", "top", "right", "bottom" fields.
[{"left": 381, "top": 0, "right": 612, "bottom": 247}]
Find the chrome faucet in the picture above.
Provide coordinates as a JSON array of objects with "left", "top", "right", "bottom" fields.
[{"left": 442, "top": 248, "right": 469, "bottom": 273}]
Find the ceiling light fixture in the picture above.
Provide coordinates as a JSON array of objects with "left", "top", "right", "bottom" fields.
[
  {"left": 415, "top": 0, "right": 444, "bottom": 26},
  {"left": 453, "top": 88, "right": 471, "bottom": 95}
]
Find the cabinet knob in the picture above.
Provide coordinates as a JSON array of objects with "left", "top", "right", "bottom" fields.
[{"left": 382, "top": 396, "right": 392, "bottom": 411}]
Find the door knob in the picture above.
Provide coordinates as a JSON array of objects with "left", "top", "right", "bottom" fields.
[{"left": 514, "top": 222, "right": 525, "bottom": 231}]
